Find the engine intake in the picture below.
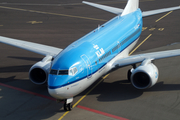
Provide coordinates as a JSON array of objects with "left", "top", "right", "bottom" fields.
[
  {"left": 131, "top": 60, "right": 159, "bottom": 89},
  {"left": 29, "top": 56, "right": 52, "bottom": 85},
  {"left": 30, "top": 68, "right": 46, "bottom": 84},
  {"left": 132, "top": 72, "right": 150, "bottom": 88}
]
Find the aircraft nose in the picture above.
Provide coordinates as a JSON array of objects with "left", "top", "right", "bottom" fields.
[
  {"left": 48, "top": 87, "right": 66, "bottom": 99},
  {"left": 48, "top": 74, "right": 69, "bottom": 99}
]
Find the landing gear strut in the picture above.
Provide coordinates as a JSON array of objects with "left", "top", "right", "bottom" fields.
[
  {"left": 127, "top": 69, "right": 132, "bottom": 82},
  {"left": 127, "top": 64, "right": 136, "bottom": 82},
  {"left": 63, "top": 98, "right": 73, "bottom": 111}
]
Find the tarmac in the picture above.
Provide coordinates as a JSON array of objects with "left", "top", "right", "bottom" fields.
[{"left": 0, "top": 0, "right": 180, "bottom": 120}]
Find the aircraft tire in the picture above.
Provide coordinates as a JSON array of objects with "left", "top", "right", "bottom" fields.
[{"left": 64, "top": 103, "right": 73, "bottom": 111}]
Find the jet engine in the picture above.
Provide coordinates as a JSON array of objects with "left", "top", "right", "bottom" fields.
[
  {"left": 130, "top": 59, "right": 159, "bottom": 89},
  {"left": 29, "top": 56, "right": 52, "bottom": 85}
]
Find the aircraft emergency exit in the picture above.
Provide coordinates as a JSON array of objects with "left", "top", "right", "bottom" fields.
[{"left": 0, "top": 0, "right": 180, "bottom": 111}]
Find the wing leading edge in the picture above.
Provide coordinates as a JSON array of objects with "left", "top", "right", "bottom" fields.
[
  {"left": 82, "top": 1, "right": 123, "bottom": 15},
  {"left": 0, "top": 36, "right": 63, "bottom": 57},
  {"left": 112, "top": 49, "right": 180, "bottom": 69},
  {"left": 142, "top": 6, "right": 180, "bottom": 17}
]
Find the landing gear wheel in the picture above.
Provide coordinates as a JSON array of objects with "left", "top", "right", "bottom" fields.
[
  {"left": 127, "top": 69, "right": 132, "bottom": 82},
  {"left": 64, "top": 102, "right": 73, "bottom": 111}
]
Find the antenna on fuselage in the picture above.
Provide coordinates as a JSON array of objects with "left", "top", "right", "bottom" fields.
[{"left": 98, "top": 24, "right": 101, "bottom": 31}]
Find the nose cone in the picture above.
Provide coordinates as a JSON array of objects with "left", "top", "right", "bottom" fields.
[
  {"left": 48, "top": 87, "right": 66, "bottom": 99},
  {"left": 48, "top": 75, "right": 68, "bottom": 99}
]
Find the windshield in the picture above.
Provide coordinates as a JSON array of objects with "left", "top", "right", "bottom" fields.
[
  {"left": 58, "top": 70, "right": 68, "bottom": 75},
  {"left": 50, "top": 67, "right": 78, "bottom": 76},
  {"left": 50, "top": 69, "right": 58, "bottom": 75}
]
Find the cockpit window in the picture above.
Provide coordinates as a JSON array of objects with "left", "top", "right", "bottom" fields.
[
  {"left": 69, "top": 67, "right": 78, "bottom": 76},
  {"left": 69, "top": 69, "right": 73, "bottom": 76},
  {"left": 58, "top": 70, "right": 68, "bottom": 75},
  {"left": 50, "top": 69, "right": 58, "bottom": 75},
  {"left": 73, "top": 68, "right": 78, "bottom": 74},
  {"left": 50, "top": 68, "right": 77, "bottom": 76}
]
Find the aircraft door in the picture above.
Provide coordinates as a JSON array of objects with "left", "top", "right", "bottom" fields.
[{"left": 81, "top": 54, "right": 92, "bottom": 78}]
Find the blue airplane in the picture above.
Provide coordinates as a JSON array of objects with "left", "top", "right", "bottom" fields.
[{"left": 0, "top": 0, "right": 180, "bottom": 111}]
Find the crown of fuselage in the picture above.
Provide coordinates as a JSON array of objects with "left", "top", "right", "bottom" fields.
[{"left": 51, "top": 41, "right": 93, "bottom": 70}]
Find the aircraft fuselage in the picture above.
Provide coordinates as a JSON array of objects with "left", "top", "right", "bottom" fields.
[{"left": 48, "top": 9, "right": 142, "bottom": 99}]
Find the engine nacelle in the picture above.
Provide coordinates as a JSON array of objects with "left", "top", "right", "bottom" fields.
[
  {"left": 131, "top": 60, "right": 159, "bottom": 89},
  {"left": 29, "top": 56, "right": 52, "bottom": 85}
]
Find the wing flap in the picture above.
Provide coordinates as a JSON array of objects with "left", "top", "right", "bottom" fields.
[
  {"left": 0, "top": 36, "right": 63, "bottom": 57},
  {"left": 142, "top": 6, "right": 180, "bottom": 17},
  {"left": 112, "top": 49, "right": 180, "bottom": 68}
]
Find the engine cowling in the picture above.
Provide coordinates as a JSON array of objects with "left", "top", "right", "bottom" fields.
[
  {"left": 131, "top": 60, "right": 159, "bottom": 89},
  {"left": 29, "top": 56, "right": 52, "bottom": 85}
]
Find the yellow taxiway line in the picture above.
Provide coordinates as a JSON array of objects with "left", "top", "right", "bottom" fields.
[
  {"left": 129, "top": 34, "right": 152, "bottom": 55},
  {"left": 155, "top": 11, "right": 173, "bottom": 22},
  {"left": 0, "top": 6, "right": 107, "bottom": 22}
]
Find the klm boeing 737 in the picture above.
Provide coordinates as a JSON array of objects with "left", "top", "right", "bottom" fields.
[{"left": 0, "top": 0, "right": 180, "bottom": 111}]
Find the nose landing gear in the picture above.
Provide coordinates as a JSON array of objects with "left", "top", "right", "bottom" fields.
[
  {"left": 64, "top": 103, "right": 73, "bottom": 111},
  {"left": 63, "top": 98, "right": 73, "bottom": 111}
]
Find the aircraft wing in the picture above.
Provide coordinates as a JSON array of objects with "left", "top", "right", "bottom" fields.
[
  {"left": 82, "top": 1, "right": 123, "bottom": 15},
  {"left": 142, "top": 6, "right": 180, "bottom": 17},
  {"left": 83, "top": 1, "right": 180, "bottom": 17},
  {"left": 112, "top": 49, "right": 180, "bottom": 69},
  {"left": 0, "top": 36, "right": 63, "bottom": 57}
]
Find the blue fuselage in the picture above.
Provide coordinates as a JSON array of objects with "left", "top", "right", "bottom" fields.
[{"left": 48, "top": 9, "right": 142, "bottom": 98}]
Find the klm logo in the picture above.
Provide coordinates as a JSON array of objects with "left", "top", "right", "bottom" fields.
[
  {"left": 95, "top": 48, "right": 105, "bottom": 58},
  {"left": 93, "top": 44, "right": 105, "bottom": 58}
]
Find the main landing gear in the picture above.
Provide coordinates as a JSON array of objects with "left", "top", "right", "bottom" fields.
[
  {"left": 127, "top": 69, "right": 132, "bottom": 82},
  {"left": 63, "top": 98, "right": 73, "bottom": 111},
  {"left": 127, "top": 64, "right": 136, "bottom": 82}
]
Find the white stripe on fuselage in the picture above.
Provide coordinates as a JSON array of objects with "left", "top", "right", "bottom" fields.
[{"left": 48, "top": 38, "right": 139, "bottom": 99}]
